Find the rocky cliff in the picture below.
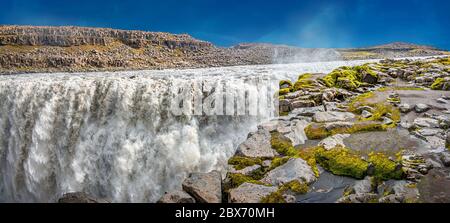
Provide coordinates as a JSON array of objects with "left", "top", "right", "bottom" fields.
[{"left": 0, "top": 25, "right": 448, "bottom": 74}]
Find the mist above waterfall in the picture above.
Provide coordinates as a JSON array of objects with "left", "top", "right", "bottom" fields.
[{"left": 272, "top": 47, "right": 343, "bottom": 64}]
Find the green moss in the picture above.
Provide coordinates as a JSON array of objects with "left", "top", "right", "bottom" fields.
[
  {"left": 270, "top": 132, "right": 298, "bottom": 156},
  {"left": 368, "top": 152, "right": 404, "bottom": 180},
  {"left": 330, "top": 121, "right": 385, "bottom": 135},
  {"left": 260, "top": 190, "right": 286, "bottom": 203},
  {"left": 293, "top": 73, "right": 315, "bottom": 91},
  {"left": 305, "top": 121, "right": 385, "bottom": 140},
  {"left": 280, "top": 180, "right": 309, "bottom": 194},
  {"left": 378, "top": 86, "right": 424, "bottom": 91},
  {"left": 431, "top": 78, "right": 446, "bottom": 90},
  {"left": 224, "top": 173, "right": 265, "bottom": 191},
  {"left": 320, "top": 65, "right": 377, "bottom": 91},
  {"left": 298, "top": 147, "right": 320, "bottom": 177},
  {"left": 228, "top": 156, "right": 262, "bottom": 170},
  {"left": 315, "top": 147, "right": 369, "bottom": 179},
  {"left": 261, "top": 180, "right": 308, "bottom": 203},
  {"left": 304, "top": 124, "right": 330, "bottom": 140},
  {"left": 269, "top": 157, "right": 290, "bottom": 170},
  {"left": 348, "top": 92, "right": 375, "bottom": 111}
]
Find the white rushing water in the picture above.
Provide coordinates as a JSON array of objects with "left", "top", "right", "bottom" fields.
[{"left": 0, "top": 59, "right": 381, "bottom": 202}]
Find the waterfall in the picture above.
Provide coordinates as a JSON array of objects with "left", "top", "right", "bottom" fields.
[{"left": 0, "top": 59, "right": 378, "bottom": 202}]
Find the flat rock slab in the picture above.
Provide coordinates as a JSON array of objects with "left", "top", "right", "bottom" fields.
[
  {"left": 262, "top": 158, "right": 316, "bottom": 186},
  {"left": 413, "top": 118, "right": 439, "bottom": 128},
  {"left": 313, "top": 111, "right": 355, "bottom": 123},
  {"left": 182, "top": 171, "right": 222, "bottom": 203},
  {"left": 235, "top": 128, "right": 277, "bottom": 158},
  {"left": 228, "top": 183, "right": 278, "bottom": 203},
  {"left": 157, "top": 190, "right": 196, "bottom": 203}
]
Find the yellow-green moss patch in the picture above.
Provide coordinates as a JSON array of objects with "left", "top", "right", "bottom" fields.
[
  {"left": 305, "top": 121, "right": 385, "bottom": 140},
  {"left": 228, "top": 156, "right": 263, "bottom": 170},
  {"left": 224, "top": 173, "right": 265, "bottom": 191},
  {"left": 315, "top": 147, "right": 369, "bottom": 179},
  {"left": 261, "top": 180, "right": 308, "bottom": 203},
  {"left": 293, "top": 73, "right": 315, "bottom": 91},
  {"left": 270, "top": 132, "right": 298, "bottom": 156},
  {"left": 298, "top": 147, "right": 320, "bottom": 177},
  {"left": 368, "top": 152, "right": 404, "bottom": 180}
]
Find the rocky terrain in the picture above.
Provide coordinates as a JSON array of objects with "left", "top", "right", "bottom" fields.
[
  {"left": 148, "top": 56, "right": 450, "bottom": 203},
  {"left": 0, "top": 25, "right": 448, "bottom": 74}
]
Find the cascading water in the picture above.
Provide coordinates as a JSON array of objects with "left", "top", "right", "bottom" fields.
[{"left": 0, "top": 59, "right": 379, "bottom": 202}]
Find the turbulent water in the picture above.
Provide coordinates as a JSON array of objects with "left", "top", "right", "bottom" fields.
[{"left": 0, "top": 59, "right": 380, "bottom": 202}]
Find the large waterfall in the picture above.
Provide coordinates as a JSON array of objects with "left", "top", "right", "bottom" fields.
[{"left": 0, "top": 60, "right": 377, "bottom": 202}]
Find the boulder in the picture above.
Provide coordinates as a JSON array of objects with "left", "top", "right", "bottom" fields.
[
  {"left": 318, "top": 134, "right": 350, "bottom": 150},
  {"left": 312, "top": 111, "right": 355, "bottom": 123},
  {"left": 361, "top": 110, "right": 372, "bottom": 118},
  {"left": 228, "top": 183, "right": 278, "bottom": 203},
  {"left": 437, "top": 98, "right": 448, "bottom": 104},
  {"left": 262, "top": 158, "right": 316, "bottom": 186},
  {"left": 399, "top": 103, "right": 412, "bottom": 113},
  {"left": 353, "top": 176, "right": 373, "bottom": 194},
  {"left": 182, "top": 171, "right": 222, "bottom": 203},
  {"left": 361, "top": 72, "right": 378, "bottom": 84},
  {"left": 414, "top": 104, "right": 430, "bottom": 113},
  {"left": 235, "top": 128, "right": 277, "bottom": 158},
  {"left": 413, "top": 118, "right": 439, "bottom": 128},
  {"left": 157, "top": 190, "right": 196, "bottom": 203},
  {"left": 284, "top": 119, "right": 309, "bottom": 146},
  {"left": 290, "top": 100, "right": 316, "bottom": 109}
]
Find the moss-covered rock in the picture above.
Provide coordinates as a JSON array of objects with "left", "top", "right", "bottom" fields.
[
  {"left": 298, "top": 147, "right": 320, "bottom": 177},
  {"left": 224, "top": 173, "right": 266, "bottom": 192},
  {"left": 293, "top": 73, "right": 315, "bottom": 91},
  {"left": 315, "top": 147, "right": 369, "bottom": 179},
  {"left": 368, "top": 152, "right": 404, "bottom": 181},
  {"left": 431, "top": 77, "right": 450, "bottom": 90},
  {"left": 228, "top": 156, "right": 263, "bottom": 170},
  {"left": 260, "top": 180, "right": 308, "bottom": 203},
  {"left": 304, "top": 121, "right": 385, "bottom": 140},
  {"left": 270, "top": 131, "right": 298, "bottom": 156},
  {"left": 321, "top": 65, "right": 377, "bottom": 91}
]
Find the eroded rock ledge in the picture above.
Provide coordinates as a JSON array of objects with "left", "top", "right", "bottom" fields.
[{"left": 1, "top": 25, "right": 448, "bottom": 74}]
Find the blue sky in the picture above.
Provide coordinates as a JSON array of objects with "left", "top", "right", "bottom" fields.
[{"left": 1, "top": 0, "right": 449, "bottom": 49}]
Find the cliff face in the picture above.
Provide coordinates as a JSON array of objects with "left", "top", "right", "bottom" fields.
[
  {"left": 0, "top": 25, "right": 448, "bottom": 74},
  {"left": 0, "top": 25, "right": 220, "bottom": 74}
]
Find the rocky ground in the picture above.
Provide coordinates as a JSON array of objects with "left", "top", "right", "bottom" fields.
[
  {"left": 1, "top": 25, "right": 448, "bottom": 74},
  {"left": 147, "top": 56, "right": 450, "bottom": 204}
]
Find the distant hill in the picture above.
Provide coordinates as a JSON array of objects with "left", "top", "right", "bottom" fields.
[
  {"left": 0, "top": 25, "right": 448, "bottom": 74},
  {"left": 336, "top": 42, "right": 448, "bottom": 60}
]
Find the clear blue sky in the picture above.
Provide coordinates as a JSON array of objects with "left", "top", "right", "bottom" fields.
[{"left": 1, "top": 0, "right": 449, "bottom": 49}]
